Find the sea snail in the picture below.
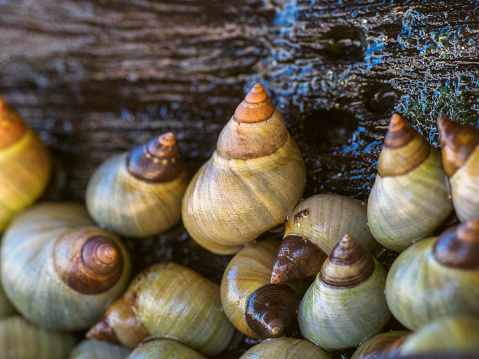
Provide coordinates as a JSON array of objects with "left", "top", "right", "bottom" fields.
[
  {"left": 299, "top": 234, "right": 390, "bottom": 352},
  {"left": 271, "top": 194, "right": 382, "bottom": 284},
  {"left": 0, "top": 97, "right": 52, "bottom": 232},
  {"left": 87, "top": 262, "right": 235, "bottom": 357},
  {"left": 367, "top": 113, "right": 453, "bottom": 252},
  {"left": 221, "top": 240, "right": 300, "bottom": 339},
  {"left": 385, "top": 218, "right": 479, "bottom": 330},
  {"left": 239, "top": 337, "right": 332, "bottom": 359},
  {"left": 69, "top": 340, "right": 132, "bottom": 359},
  {"left": 86, "top": 132, "right": 188, "bottom": 238},
  {"left": 438, "top": 116, "right": 479, "bottom": 222},
  {"left": 127, "top": 339, "right": 207, "bottom": 359},
  {"left": 350, "top": 330, "right": 409, "bottom": 359},
  {"left": 0, "top": 202, "right": 131, "bottom": 330},
  {"left": 182, "top": 83, "right": 307, "bottom": 255}
]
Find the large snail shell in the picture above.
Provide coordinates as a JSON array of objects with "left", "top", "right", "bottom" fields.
[
  {"left": 271, "top": 194, "right": 381, "bottom": 284},
  {"left": 69, "top": 340, "right": 131, "bottom": 359},
  {"left": 351, "top": 330, "right": 409, "bottom": 359},
  {"left": 0, "top": 316, "right": 75, "bottom": 359},
  {"left": 299, "top": 234, "right": 390, "bottom": 351},
  {"left": 0, "top": 97, "right": 52, "bottom": 231},
  {"left": 87, "top": 262, "right": 234, "bottom": 357},
  {"left": 0, "top": 202, "right": 131, "bottom": 330},
  {"left": 221, "top": 240, "right": 300, "bottom": 339},
  {"left": 127, "top": 339, "right": 207, "bottom": 359},
  {"left": 239, "top": 337, "right": 332, "bottom": 359},
  {"left": 367, "top": 114, "right": 453, "bottom": 252},
  {"left": 399, "top": 317, "right": 479, "bottom": 355},
  {"left": 86, "top": 133, "right": 188, "bottom": 238},
  {"left": 385, "top": 219, "right": 479, "bottom": 330},
  {"left": 438, "top": 116, "right": 479, "bottom": 222},
  {"left": 182, "top": 84, "right": 306, "bottom": 255}
]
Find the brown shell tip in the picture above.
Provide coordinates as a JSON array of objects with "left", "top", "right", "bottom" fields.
[
  {"left": 271, "top": 235, "right": 327, "bottom": 284},
  {"left": 158, "top": 132, "right": 176, "bottom": 147},
  {"left": 437, "top": 116, "right": 479, "bottom": 176},
  {"left": 86, "top": 317, "right": 120, "bottom": 344},
  {"left": 233, "top": 83, "right": 275, "bottom": 123},
  {"left": 245, "top": 284, "right": 299, "bottom": 338},
  {"left": 384, "top": 113, "right": 416, "bottom": 149},
  {"left": 434, "top": 219, "right": 479, "bottom": 269}
]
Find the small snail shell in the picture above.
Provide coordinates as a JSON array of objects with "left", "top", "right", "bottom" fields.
[
  {"left": 0, "top": 97, "right": 52, "bottom": 231},
  {"left": 350, "top": 331, "right": 409, "bottom": 359},
  {"left": 438, "top": 116, "right": 479, "bottom": 222},
  {"left": 182, "top": 83, "right": 306, "bottom": 255},
  {"left": 0, "top": 316, "right": 75, "bottom": 359},
  {"left": 399, "top": 317, "right": 479, "bottom": 355},
  {"left": 271, "top": 194, "right": 382, "bottom": 284},
  {"left": 87, "top": 262, "right": 234, "bottom": 357},
  {"left": 0, "top": 202, "right": 131, "bottom": 330},
  {"left": 239, "top": 337, "right": 332, "bottom": 359},
  {"left": 367, "top": 114, "right": 453, "bottom": 252},
  {"left": 221, "top": 240, "right": 300, "bottom": 339},
  {"left": 127, "top": 339, "right": 207, "bottom": 359},
  {"left": 299, "top": 234, "right": 390, "bottom": 351},
  {"left": 385, "top": 219, "right": 479, "bottom": 330},
  {"left": 86, "top": 133, "right": 188, "bottom": 237},
  {"left": 69, "top": 340, "right": 132, "bottom": 359}
]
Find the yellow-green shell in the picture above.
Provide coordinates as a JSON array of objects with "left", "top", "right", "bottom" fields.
[
  {"left": 385, "top": 236, "right": 479, "bottom": 330},
  {"left": 368, "top": 148, "right": 452, "bottom": 252},
  {"left": 0, "top": 316, "right": 75, "bottom": 359},
  {"left": 299, "top": 260, "right": 390, "bottom": 351},
  {"left": 0, "top": 129, "right": 51, "bottom": 232},
  {"left": 86, "top": 153, "right": 188, "bottom": 238},
  {"left": 127, "top": 339, "right": 207, "bottom": 359},
  {"left": 69, "top": 340, "right": 131, "bottom": 359},
  {"left": 0, "top": 202, "right": 131, "bottom": 330},
  {"left": 239, "top": 337, "right": 332, "bottom": 359}
]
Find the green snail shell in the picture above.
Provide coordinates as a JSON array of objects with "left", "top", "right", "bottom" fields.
[
  {"left": 271, "top": 193, "right": 382, "bottom": 284},
  {"left": 351, "top": 330, "right": 410, "bottom": 359},
  {"left": 126, "top": 339, "right": 207, "bottom": 359},
  {"left": 0, "top": 316, "right": 75, "bottom": 359},
  {"left": 181, "top": 84, "right": 306, "bottom": 255},
  {"left": 400, "top": 316, "right": 479, "bottom": 355},
  {"left": 69, "top": 340, "right": 132, "bottom": 359},
  {"left": 239, "top": 337, "right": 332, "bottom": 359},
  {"left": 86, "top": 133, "right": 188, "bottom": 238},
  {"left": 385, "top": 219, "right": 479, "bottom": 330},
  {"left": 87, "top": 262, "right": 234, "bottom": 357},
  {"left": 0, "top": 202, "right": 131, "bottom": 330},
  {"left": 368, "top": 114, "right": 452, "bottom": 252},
  {"left": 299, "top": 234, "right": 390, "bottom": 351}
]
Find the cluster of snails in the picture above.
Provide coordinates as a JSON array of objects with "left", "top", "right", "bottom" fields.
[{"left": 0, "top": 82, "right": 478, "bottom": 359}]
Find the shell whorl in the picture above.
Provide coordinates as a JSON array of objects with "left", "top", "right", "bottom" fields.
[
  {"left": 0, "top": 97, "right": 27, "bottom": 150},
  {"left": 320, "top": 234, "right": 375, "bottom": 288},
  {"left": 437, "top": 116, "right": 479, "bottom": 177},
  {"left": 245, "top": 283, "right": 299, "bottom": 338},
  {"left": 378, "top": 113, "right": 430, "bottom": 177},
  {"left": 53, "top": 229, "right": 124, "bottom": 295},
  {"left": 433, "top": 218, "right": 479, "bottom": 269},
  {"left": 233, "top": 83, "right": 275, "bottom": 123},
  {"left": 126, "top": 132, "right": 184, "bottom": 183}
]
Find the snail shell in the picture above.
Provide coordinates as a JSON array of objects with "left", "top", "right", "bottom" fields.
[
  {"left": 0, "top": 97, "right": 52, "bottom": 231},
  {"left": 0, "top": 316, "right": 75, "bottom": 359},
  {"left": 221, "top": 240, "right": 300, "bottom": 339},
  {"left": 438, "top": 116, "right": 479, "bottom": 222},
  {"left": 299, "top": 234, "right": 390, "bottom": 351},
  {"left": 350, "top": 331, "right": 409, "bottom": 359},
  {"left": 127, "top": 339, "right": 207, "bottom": 359},
  {"left": 182, "top": 83, "right": 306, "bottom": 255},
  {"left": 399, "top": 317, "right": 479, "bottom": 355},
  {"left": 367, "top": 114, "right": 453, "bottom": 252},
  {"left": 87, "top": 262, "right": 234, "bottom": 357},
  {"left": 69, "top": 340, "right": 132, "bottom": 359},
  {"left": 239, "top": 337, "right": 332, "bottom": 359},
  {"left": 0, "top": 202, "right": 131, "bottom": 330},
  {"left": 86, "top": 133, "right": 188, "bottom": 237},
  {"left": 385, "top": 218, "right": 479, "bottom": 330},
  {"left": 271, "top": 194, "right": 382, "bottom": 284}
]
